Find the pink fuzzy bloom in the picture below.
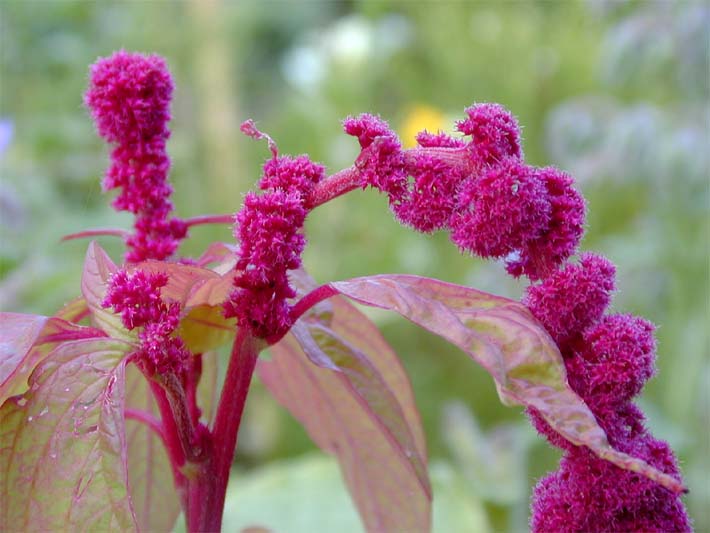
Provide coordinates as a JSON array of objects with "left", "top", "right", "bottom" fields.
[
  {"left": 260, "top": 155, "right": 325, "bottom": 194},
  {"left": 224, "top": 285, "right": 293, "bottom": 340},
  {"left": 103, "top": 139, "right": 173, "bottom": 214},
  {"left": 456, "top": 103, "right": 523, "bottom": 166},
  {"left": 526, "top": 262, "right": 690, "bottom": 530},
  {"left": 232, "top": 191, "right": 306, "bottom": 289},
  {"left": 103, "top": 269, "right": 190, "bottom": 375},
  {"left": 343, "top": 114, "right": 407, "bottom": 199},
  {"left": 506, "top": 166, "right": 586, "bottom": 280},
  {"left": 85, "top": 50, "right": 172, "bottom": 143},
  {"left": 86, "top": 50, "right": 185, "bottom": 262},
  {"left": 343, "top": 113, "right": 395, "bottom": 149},
  {"left": 393, "top": 153, "right": 463, "bottom": 233},
  {"left": 531, "top": 439, "right": 690, "bottom": 533},
  {"left": 567, "top": 314, "right": 657, "bottom": 406},
  {"left": 449, "top": 158, "right": 550, "bottom": 258},
  {"left": 415, "top": 130, "right": 466, "bottom": 148},
  {"left": 524, "top": 253, "right": 616, "bottom": 347},
  {"left": 103, "top": 269, "right": 168, "bottom": 329}
]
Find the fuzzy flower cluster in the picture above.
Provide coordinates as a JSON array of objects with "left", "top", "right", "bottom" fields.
[
  {"left": 523, "top": 255, "right": 690, "bottom": 532},
  {"left": 344, "top": 103, "right": 688, "bottom": 530},
  {"left": 225, "top": 127, "right": 325, "bottom": 339},
  {"left": 343, "top": 104, "right": 585, "bottom": 280},
  {"left": 103, "top": 269, "right": 190, "bottom": 376},
  {"left": 85, "top": 50, "right": 187, "bottom": 262}
]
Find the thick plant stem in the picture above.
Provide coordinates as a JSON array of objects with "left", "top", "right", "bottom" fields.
[{"left": 185, "top": 328, "right": 263, "bottom": 533}]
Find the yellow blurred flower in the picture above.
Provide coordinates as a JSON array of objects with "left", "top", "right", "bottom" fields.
[{"left": 400, "top": 105, "right": 448, "bottom": 148}]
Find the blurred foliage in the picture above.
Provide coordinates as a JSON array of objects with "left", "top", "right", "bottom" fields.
[
  {"left": 1, "top": 1, "right": 707, "bottom": 531},
  {"left": 175, "top": 453, "right": 490, "bottom": 533}
]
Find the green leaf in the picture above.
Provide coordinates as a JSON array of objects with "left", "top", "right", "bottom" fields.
[{"left": 0, "top": 337, "right": 136, "bottom": 530}]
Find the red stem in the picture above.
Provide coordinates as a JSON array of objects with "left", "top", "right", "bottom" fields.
[
  {"left": 403, "top": 146, "right": 471, "bottom": 171},
  {"left": 185, "top": 328, "right": 263, "bottom": 532},
  {"left": 61, "top": 227, "right": 130, "bottom": 241},
  {"left": 288, "top": 284, "right": 338, "bottom": 327},
  {"left": 186, "top": 354, "right": 203, "bottom": 427},
  {"left": 305, "top": 145, "right": 471, "bottom": 211},
  {"left": 183, "top": 214, "right": 235, "bottom": 228}
]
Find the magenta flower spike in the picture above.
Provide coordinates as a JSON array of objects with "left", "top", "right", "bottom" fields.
[
  {"left": 85, "top": 50, "right": 187, "bottom": 262},
  {"left": 225, "top": 126, "right": 326, "bottom": 340}
]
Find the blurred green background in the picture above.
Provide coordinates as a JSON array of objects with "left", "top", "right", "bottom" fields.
[{"left": 1, "top": 1, "right": 708, "bottom": 531}]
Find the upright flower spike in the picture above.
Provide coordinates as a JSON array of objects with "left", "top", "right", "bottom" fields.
[
  {"left": 85, "top": 50, "right": 186, "bottom": 262},
  {"left": 226, "top": 125, "right": 325, "bottom": 340}
]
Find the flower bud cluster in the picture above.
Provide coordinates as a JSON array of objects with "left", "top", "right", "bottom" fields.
[
  {"left": 85, "top": 50, "right": 186, "bottom": 262},
  {"left": 225, "top": 135, "right": 325, "bottom": 339},
  {"left": 524, "top": 255, "right": 690, "bottom": 531},
  {"left": 343, "top": 104, "right": 585, "bottom": 280},
  {"left": 103, "top": 269, "right": 190, "bottom": 376}
]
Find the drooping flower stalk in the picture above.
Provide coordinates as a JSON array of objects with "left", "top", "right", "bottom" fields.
[
  {"left": 524, "top": 261, "right": 691, "bottom": 532},
  {"left": 334, "top": 104, "right": 689, "bottom": 532}
]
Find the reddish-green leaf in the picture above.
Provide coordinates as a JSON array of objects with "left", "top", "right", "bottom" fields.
[
  {"left": 123, "top": 365, "right": 181, "bottom": 531},
  {"left": 130, "top": 260, "right": 235, "bottom": 308},
  {"left": 194, "top": 241, "right": 238, "bottom": 270},
  {"left": 1, "top": 313, "right": 106, "bottom": 404},
  {"left": 328, "top": 274, "right": 685, "bottom": 494},
  {"left": 54, "top": 296, "right": 90, "bottom": 324},
  {"left": 82, "top": 243, "right": 235, "bottom": 351},
  {"left": 81, "top": 242, "right": 134, "bottom": 342},
  {"left": 178, "top": 305, "right": 236, "bottom": 354},
  {"left": 323, "top": 296, "right": 427, "bottom": 463},
  {"left": 259, "top": 300, "right": 431, "bottom": 533},
  {"left": 0, "top": 337, "right": 136, "bottom": 530},
  {"left": 197, "top": 350, "right": 220, "bottom": 424}
]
